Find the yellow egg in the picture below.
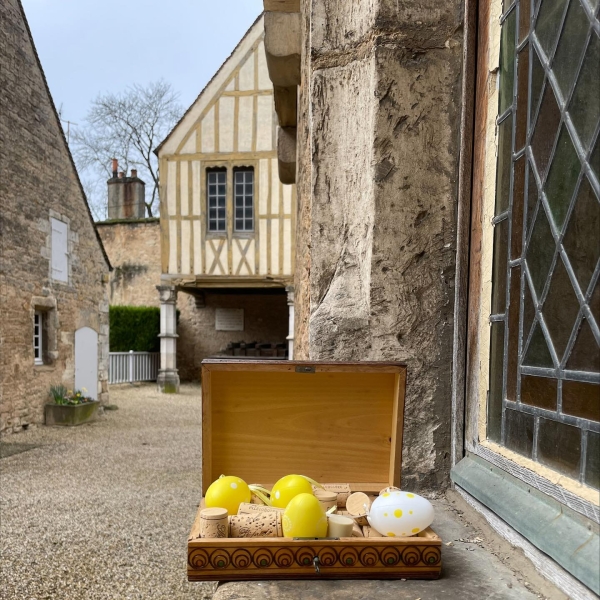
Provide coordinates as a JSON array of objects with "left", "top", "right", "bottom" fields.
[
  {"left": 205, "top": 476, "right": 251, "bottom": 515},
  {"left": 282, "top": 493, "right": 328, "bottom": 538},
  {"left": 270, "top": 474, "right": 314, "bottom": 508}
]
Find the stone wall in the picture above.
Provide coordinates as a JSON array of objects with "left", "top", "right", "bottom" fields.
[
  {"left": 295, "top": 0, "right": 464, "bottom": 491},
  {"left": 0, "top": 0, "right": 110, "bottom": 434},
  {"left": 98, "top": 220, "right": 288, "bottom": 380},
  {"left": 177, "top": 290, "right": 289, "bottom": 381},
  {"left": 97, "top": 220, "right": 162, "bottom": 307}
]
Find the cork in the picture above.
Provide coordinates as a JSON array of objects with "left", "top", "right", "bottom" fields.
[
  {"left": 363, "top": 525, "right": 386, "bottom": 538},
  {"left": 314, "top": 489, "right": 337, "bottom": 512},
  {"left": 229, "top": 512, "right": 283, "bottom": 538},
  {"left": 346, "top": 492, "right": 371, "bottom": 527},
  {"left": 316, "top": 483, "right": 351, "bottom": 507},
  {"left": 237, "top": 502, "right": 284, "bottom": 515},
  {"left": 199, "top": 507, "right": 229, "bottom": 538}
]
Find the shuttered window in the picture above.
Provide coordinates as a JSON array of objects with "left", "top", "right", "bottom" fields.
[{"left": 51, "top": 218, "right": 68, "bottom": 282}]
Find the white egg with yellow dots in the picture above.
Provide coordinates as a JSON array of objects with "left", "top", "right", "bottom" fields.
[{"left": 367, "top": 490, "right": 434, "bottom": 537}]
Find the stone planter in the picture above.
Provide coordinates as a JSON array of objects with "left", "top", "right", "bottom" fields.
[{"left": 45, "top": 401, "right": 99, "bottom": 426}]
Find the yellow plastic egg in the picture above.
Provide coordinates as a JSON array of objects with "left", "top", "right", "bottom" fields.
[
  {"left": 205, "top": 476, "right": 251, "bottom": 515},
  {"left": 270, "top": 474, "right": 314, "bottom": 508},
  {"left": 282, "top": 493, "right": 328, "bottom": 538}
]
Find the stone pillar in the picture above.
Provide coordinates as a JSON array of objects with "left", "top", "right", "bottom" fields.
[
  {"left": 286, "top": 286, "right": 295, "bottom": 360},
  {"left": 157, "top": 285, "right": 180, "bottom": 393}
]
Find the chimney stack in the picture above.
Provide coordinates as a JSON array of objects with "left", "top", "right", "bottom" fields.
[{"left": 107, "top": 166, "right": 146, "bottom": 220}]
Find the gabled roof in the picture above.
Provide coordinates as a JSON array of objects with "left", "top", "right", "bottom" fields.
[
  {"left": 16, "top": 0, "right": 112, "bottom": 270},
  {"left": 155, "top": 13, "right": 264, "bottom": 156}
]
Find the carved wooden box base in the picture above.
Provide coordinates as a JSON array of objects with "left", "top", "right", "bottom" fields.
[{"left": 188, "top": 510, "right": 442, "bottom": 581}]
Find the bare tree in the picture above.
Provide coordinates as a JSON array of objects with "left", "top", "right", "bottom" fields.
[{"left": 72, "top": 80, "right": 183, "bottom": 218}]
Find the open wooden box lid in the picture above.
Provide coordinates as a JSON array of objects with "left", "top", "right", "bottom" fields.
[{"left": 201, "top": 360, "right": 406, "bottom": 495}]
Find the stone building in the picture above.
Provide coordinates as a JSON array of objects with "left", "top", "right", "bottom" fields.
[
  {"left": 0, "top": 0, "right": 111, "bottom": 434},
  {"left": 262, "top": 0, "right": 599, "bottom": 596},
  {"left": 155, "top": 14, "right": 296, "bottom": 391}
]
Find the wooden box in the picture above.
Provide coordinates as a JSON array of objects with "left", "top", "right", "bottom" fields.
[{"left": 188, "top": 360, "right": 442, "bottom": 581}]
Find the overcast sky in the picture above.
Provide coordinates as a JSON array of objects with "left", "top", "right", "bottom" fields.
[{"left": 21, "top": 0, "right": 264, "bottom": 129}]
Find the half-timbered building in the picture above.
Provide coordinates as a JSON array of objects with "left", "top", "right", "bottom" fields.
[{"left": 155, "top": 14, "right": 296, "bottom": 391}]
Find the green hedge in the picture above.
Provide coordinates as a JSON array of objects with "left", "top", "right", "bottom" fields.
[{"left": 109, "top": 306, "right": 160, "bottom": 352}]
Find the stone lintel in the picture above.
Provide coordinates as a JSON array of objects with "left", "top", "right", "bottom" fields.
[
  {"left": 274, "top": 86, "right": 298, "bottom": 127},
  {"left": 264, "top": 11, "right": 301, "bottom": 87},
  {"left": 277, "top": 126, "right": 297, "bottom": 184}
]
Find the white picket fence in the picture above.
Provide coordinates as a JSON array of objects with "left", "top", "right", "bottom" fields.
[{"left": 108, "top": 351, "right": 159, "bottom": 384}]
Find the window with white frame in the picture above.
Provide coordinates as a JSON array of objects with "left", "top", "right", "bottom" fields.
[
  {"left": 51, "top": 217, "right": 68, "bottom": 282},
  {"left": 234, "top": 167, "right": 254, "bottom": 232},
  {"left": 207, "top": 168, "right": 227, "bottom": 232},
  {"left": 34, "top": 311, "right": 43, "bottom": 365}
]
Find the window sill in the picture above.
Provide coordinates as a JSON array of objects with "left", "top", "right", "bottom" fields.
[
  {"left": 451, "top": 453, "right": 600, "bottom": 594},
  {"left": 34, "top": 364, "right": 56, "bottom": 372}
]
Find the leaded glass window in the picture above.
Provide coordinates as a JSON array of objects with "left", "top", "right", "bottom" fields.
[
  {"left": 207, "top": 168, "right": 227, "bottom": 232},
  {"left": 488, "top": 0, "right": 600, "bottom": 488},
  {"left": 234, "top": 168, "right": 254, "bottom": 232}
]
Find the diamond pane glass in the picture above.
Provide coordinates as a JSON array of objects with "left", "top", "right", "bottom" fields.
[
  {"left": 512, "top": 157, "right": 526, "bottom": 259},
  {"left": 492, "top": 218, "right": 509, "bottom": 314},
  {"left": 515, "top": 46, "right": 530, "bottom": 152},
  {"left": 534, "top": 0, "right": 568, "bottom": 58},
  {"left": 523, "top": 275, "right": 537, "bottom": 340},
  {"left": 526, "top": 162, "right": 539, "bottom": 233},
  {"left": 591, "top": 135, "right": 600, "bottom": 182},
  {"left": 523, "top": 321, "right": 554, "bottom": 367},
  {"left": 566, "top": 318, "right": 600, "bottom": 372},
  {"left": 568, "top": 32, "right": 600, "bottom": 151},
  {"left": 500, "top": 10, "right": 517, "bottom": 114},
  {"left": 519, "top": 0, "right": 531, "bottom": 43},
  {"left": 552, "top": 0, "right": 590, "bottom": 99},
  {"left": 545, "top": 125, "right": 580, "bottom": 231},
  {"left": 526, "top": 204, "right": 555, "bottom": 298},
  {"left": 563, "top": 176, "right": 600, "bottom": 293},
  {"left": 496, "top": 116, "right": 513, "bottom": 215},
  {"left": 531, "top": 84, "right": 562, "bottom": 179},
  {"left": 529, "top": 46, "right": 546, "bottom": 127},
  {"left": 542, "top": 256, "right": 580, "bottom": 361}
]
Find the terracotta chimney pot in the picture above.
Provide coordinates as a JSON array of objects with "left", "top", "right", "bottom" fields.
[
  {"left": 118, "top": 171, "right": 125, "bottom": 178},
  {"left": 112, "top": 158, "right": 118, "bottom": 178},
  {"left": 131, "top": 169, "right": 137, "bottom": 178}
]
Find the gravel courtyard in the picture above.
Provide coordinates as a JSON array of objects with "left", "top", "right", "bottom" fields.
[{"left": 0, "top": 383, "right": 216, "bottom": 600}]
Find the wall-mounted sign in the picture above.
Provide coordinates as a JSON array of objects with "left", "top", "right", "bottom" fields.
[{"left": 215, "top": 308, "right": 244, "bottom": 331}]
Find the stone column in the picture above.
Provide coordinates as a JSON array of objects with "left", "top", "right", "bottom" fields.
[
  {"left": 286, "top": 286, "right": 295, "bottom": 360},
  {"left": 156, "top": 285, "right": 180, "bottom": 393}
]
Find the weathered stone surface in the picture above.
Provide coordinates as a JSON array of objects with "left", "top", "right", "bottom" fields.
[
  {"left": 0, "top": 0, "right": 110, "bottom": 434},
  {"left": 264, "top": 0, "right": 300, "bottom": 11},
  {"left": 277, "top": 126, "right": 297, "bottom": 184},
  {"left": 273, "top": 85, "right": 298, "bottom": 127},
  {"left": 264, "top": 11, "right": 301, "bottom": 87},
  {"left": 293, "top": 0, "right": 463, "bottom": 491}
]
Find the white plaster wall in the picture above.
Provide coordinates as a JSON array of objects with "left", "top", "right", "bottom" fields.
[
  {"left": 238, "top": 96, "right": 254, "bottom": 152},
  {"left": 180, "top": 161, "right": 189, "bottom": 216},
  {"left": 219, "top": 97, "right": 235, "bottom": 152},
  {"left": 239, "top": 54, "right": 255, "bottom": 91},
  {"left": 256, "top": 96, "right": 274, "bottom": 151},
  {"left": 202, "top": 107, "right": 215, "bottom": 153}
]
